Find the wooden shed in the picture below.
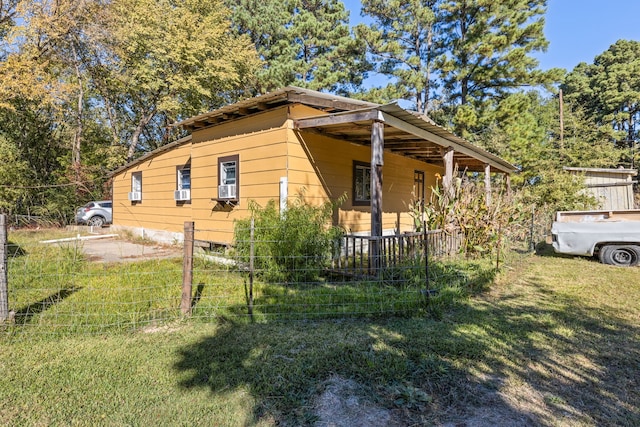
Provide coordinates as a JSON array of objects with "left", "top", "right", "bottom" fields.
[
  {"left": 565, "top": 167, "right": 638, "bottom": 210},
  {"left": 109, "top": 87, "right": 515, "bottom": 245}
]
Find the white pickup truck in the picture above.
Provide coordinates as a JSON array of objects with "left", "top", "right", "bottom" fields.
[{"left": 551, "top": 209, "right": 640, "bottom": 266}]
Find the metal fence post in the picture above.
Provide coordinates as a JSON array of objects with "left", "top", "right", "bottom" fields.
[
  {"left": 423, "top": 221, "right": 430, "bottom": 293},
  {"left": 0, "top": 214, "right": 8, "bottom": 322},
  {"left": 248, "top": 217, "right": 254, "bottom": 317},
  {"left": 181, "top": 221, "right": 194, "bottom": 316},
  {"left": 529, "top": 205, "right": 536, "bottom": 252}
]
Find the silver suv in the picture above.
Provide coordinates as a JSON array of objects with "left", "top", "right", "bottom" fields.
[{"left": 76, "top": 200, "right": 113, "bottom": 227}]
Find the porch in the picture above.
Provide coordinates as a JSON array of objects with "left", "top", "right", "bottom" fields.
[
  {"left": 292, "top": 95, "right": 515, "bottom": 262},
  {"left": 331, "top": 229, "right": 463, "bottom": 278}
]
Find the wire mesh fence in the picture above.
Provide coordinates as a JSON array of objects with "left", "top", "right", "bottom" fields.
[{"left": 0, "top": 217, "right": 493, "bottom": 339}]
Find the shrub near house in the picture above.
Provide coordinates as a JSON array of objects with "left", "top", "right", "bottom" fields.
[{"left": 234, "top": 198, "right": 344, "bottom": 282}]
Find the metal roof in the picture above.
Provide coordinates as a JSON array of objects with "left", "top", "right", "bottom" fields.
[
  {"left": 130, "top": 86, "right": 515, "bottom": 175},
  {"left": 564, "top": 167, "right": 638, "bottom": 175},
  {"left": 108, "top": 135, "right": 192, "bottom": 177},
  {"left": 175, "top": 86, "right": 379, "bottom": 130},
  {"left": 292, "top": 102, "right": 515, "bottom": 173}
]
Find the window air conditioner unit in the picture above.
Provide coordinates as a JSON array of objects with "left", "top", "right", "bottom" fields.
[
  {"left": 218, "top": 184, "right": 236, "bottom": 199},
  {"left": 128, "top": 191, "right": 142, "bottom": 201},
  {"left": 174, "top": 189, "right": 191, "bottom": 201}
]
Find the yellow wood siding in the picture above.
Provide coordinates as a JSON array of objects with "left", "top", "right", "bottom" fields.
[
  {"left": 112, "top": 108, "right": 291, "bottom": 244},
  {"left": 191, "top": 127, "right": 289, "bottom": 243},
  {"left": 191, "top": 107, "right": 289, "bottom": 144},
  {"left": 112, "top": 104, "right": 444, "bottom": 244},
  {"left": 288, "top": 129, "right": 443, "bottom": 233},
  {"left": 289, "top": 103, "right": 330, "bottom": 119},
  {"left": 112, "top": 143, "right": 193, "bottom": 235}
]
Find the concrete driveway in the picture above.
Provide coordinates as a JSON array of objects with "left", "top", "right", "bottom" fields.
[
  {"left": 45, "top": 233, "right": 183, "bottom": 263},
  {"left": 81, "top": 236, "right": 182, "bottom": 263}
]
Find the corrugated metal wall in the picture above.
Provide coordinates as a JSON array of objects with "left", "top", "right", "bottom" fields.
[{"left": 566, "top": 168, "right": 637, "bottom": 210}]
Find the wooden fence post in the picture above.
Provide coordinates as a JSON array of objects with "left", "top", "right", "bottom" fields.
[
  {"left": 0, "top": 215, "right": 8, "bottom": 322},
  {"left": 181, "top": 221, "right": 194, "bottom": 316}
]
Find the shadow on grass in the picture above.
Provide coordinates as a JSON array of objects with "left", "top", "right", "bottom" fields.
[
  {"left": 191, "top": 283, "right": 205, "bottom": 309},
  {"left": 7, "top": 241, "right": 26, "bottom": 257},
  {"left": 534, "top": 242, "right": 601, "bottom": 263},
  {"left": 13, "top": 287, "right": 81, "bottom": 325},
  {"left": 173, "top": 264, "right": 639, "bottom": 426}
]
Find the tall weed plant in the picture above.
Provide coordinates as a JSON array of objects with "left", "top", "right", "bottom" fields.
[
  {"left": 413, "top": 172, "right": 524, "bottom": 258},
  {"left": 452, "top": 181, "right": 522, "bottom": 257},
  {"left": 233, "top": 196, "right": 344, "bottom": 282}
]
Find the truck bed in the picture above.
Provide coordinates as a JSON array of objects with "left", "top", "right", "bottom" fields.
[{"left": 555, "top": 209, "right": 640, "bottom": 223}]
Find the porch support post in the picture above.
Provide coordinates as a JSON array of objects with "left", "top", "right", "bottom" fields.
[
  {"left": 371, "top": 120, "right": 384, "bottom": 273},
  {"left": 442, "top": 147, "right": 454, "bottom": 200},
  {"left": 371, "top": 120, "right": 384, "bottom": 237},
  {"left": 484, "top": 163, "right": 492, "bottom": 206},
  {"left": 504, "top": 173, "right": 511, "bottom": 196}
]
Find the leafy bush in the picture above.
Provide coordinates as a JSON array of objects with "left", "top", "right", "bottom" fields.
[{"left": 233, "top": 197, "right": 344, "bottom": 282}]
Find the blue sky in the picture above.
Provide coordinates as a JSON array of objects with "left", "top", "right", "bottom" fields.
[
  {"left": 344, "top": 0, "right": 640, "bottom": 72},
  {"left": 538, "top": 0, "right": 640, "bottom": 70}
]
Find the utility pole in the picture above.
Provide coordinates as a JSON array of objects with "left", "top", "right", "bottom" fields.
[{"left": 559, "top": 89, "right": 564, "bottom": 148}]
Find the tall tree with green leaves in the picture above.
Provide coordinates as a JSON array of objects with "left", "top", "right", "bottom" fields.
[
  {"left": 438, "top": 0, "right": 556, "bottom": 135},
  {"left": 227, "top": 0, "right": 369, "bottom": 94},
  {"left": 0, "top": 134, "right": 29, "bottom": 214},
  {"left": 354, "top": 0, "right": 560, "bottom": 134},
  {"left": 562, "top": 39, "right": 640, "bottom": 154},
  {"left": 91, "top": 0, "right": 260, "bottom": 160},
  {"left": 354, "top": 0, "right": 439, "bottom": 113},
  {"left": 480, "top": 91, "right": 623, "bottom": 211},
  {"left": 0, "top": 0, "right": 69, "bottom": 111},
  {"left": 1, "top": 0, "right": 260, "bottom": 220},
  {"left": 2, "top": 0, "right": 123, "bottom": 199},
  {"left": 22, "top": 0, "right": 96, "bottom": 173}
]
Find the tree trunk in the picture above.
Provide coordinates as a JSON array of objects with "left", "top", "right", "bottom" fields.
[
  {"left": 127, "top": 108, "right": 157, "bottom": 161},
  {"left": 461, "top": 77, "right": 468, "bottom": 106},
  {"left": 71, "top": 44, "right": 84, "bottom": 182},
  {"left": 104, "top": 97, "right": 121, "bottom": 146},
  {"left": 628, "top": 108, "right": 635, "bottom": 148}
]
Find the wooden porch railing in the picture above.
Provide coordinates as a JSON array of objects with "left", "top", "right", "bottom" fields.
[{"left": 330, "top": 229, "right": 462, "bottom": 277}]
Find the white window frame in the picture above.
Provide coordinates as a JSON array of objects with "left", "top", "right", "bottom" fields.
[
  {"left": 128, "top": 172, "right": 142, "bottom": 202},
  {"left": 217, "top": 154, "right": 239, "bottom": 201},
  {"left": 132, "top": 172, "right": 142, "bottom": 193},
  {"left": 220, "top": 161, "right": 236, "bottom": 186},
  {"left": 177, "top": 167, "right": 191, "bottom": 190}
]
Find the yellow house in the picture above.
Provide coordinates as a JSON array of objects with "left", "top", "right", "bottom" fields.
[{"left": 110, "top": 87, "right": 515, "bottom": 245}]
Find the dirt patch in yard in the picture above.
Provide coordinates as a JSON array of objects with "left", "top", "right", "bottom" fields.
[
  {"left": 313, "top": 376, "right": 402, "bottom": 427},
  {"left": 312, "top": 375, "right": 538, "bottom": 427}
]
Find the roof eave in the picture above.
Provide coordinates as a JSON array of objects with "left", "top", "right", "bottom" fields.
[{"left": 108, "top": 135, "right": 192, "bottom": 178}]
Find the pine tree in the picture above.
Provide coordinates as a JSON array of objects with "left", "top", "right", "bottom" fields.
[
  {"left": 480, "top": 91, "right": 623, "bottom": 210},
  {"left": 226, "top": 0, "right": 369, "bottom": 94},
  {"left": 563, "top": 39, "right": 640, "bottom": 151},
  {"left": 354, "top": 0, "right": 439, "bottom": 113},
  {"left": 438, "top": 0, "right": 556, "bottom": 135}
]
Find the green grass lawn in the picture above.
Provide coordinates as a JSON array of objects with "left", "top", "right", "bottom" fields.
[
  {"left": 1, "top": 232, "right": 638, "bottom": 426},
  {"left": 3, "top": 229, "right": 489, "bottom": 335}
]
